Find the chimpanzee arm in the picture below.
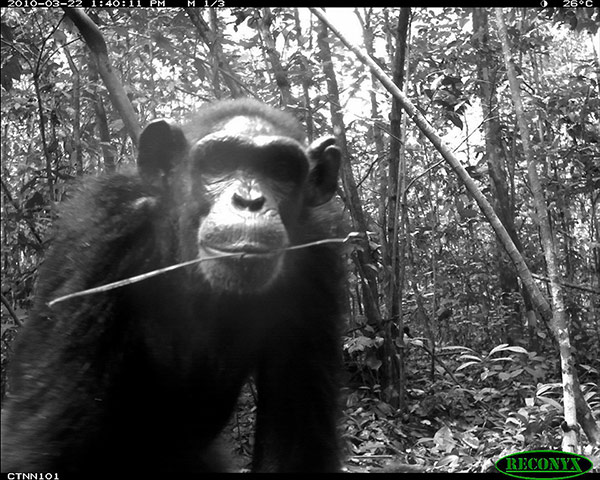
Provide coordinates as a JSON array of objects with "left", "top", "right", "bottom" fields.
[
  {"left": 252, "top": 321, "right": 341, "bottom": 472},
  {"left": 1, "top": 175, "right": 162, "bottom": 472},
  {"left": 251, "top": 248, "right": 343, "bottom": 473}
]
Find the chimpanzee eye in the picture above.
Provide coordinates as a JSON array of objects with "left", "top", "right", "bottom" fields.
[
  {"left": 269, "top": 158, "right": 299, "bottom": 183},
  {"left": 200, "top": 157, "right": 230, "bottom": 177},
  {"left": 193, "top": 140, "right": 241, "bottom": 177},
  {"left": 263, "top": 148, "right": 308, "bottom": 185},
  {"left": 194, "top": 154, "right": 237, "bottom": 180}
]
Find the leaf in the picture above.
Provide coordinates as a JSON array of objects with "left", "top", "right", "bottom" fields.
[
  {"left": 113, "top": 26, "right": 130, "bottom": 37},
  {"left": 365, "top": 354, "right": 382, "bottom": 371},
  {"left": 536, "top": 383, "right": 561, "bottom": 396},
  {"left": 440, "top": 345, "right": 477, "bottom": 354},
  {"left": 1, "top": 55, "right": 21, "bottom": 91},
  {"left": 1, "top": 21, "right": 14, "bottom": 42},
  {"left": 109, "top": 119, "right": 124, "bottom": 131},
  {"left": 436, "top": 454, "right": 459, "bottom": 467},
  {"left": 415, "top": 436, "right": 434, "bottom": 445},
  {"left": 433, "top": 426, "right": 455, "bottom": 451},
  {"left": 502, "top": 346, "right": 528, "bottom": 354},
  {"left": 151, "top": 31, "right": 175, "bottom": 54},
  {"left": 447, "top": 111, "right": 464, "bottom": 130},
  {"left": 53, "top": 30, "right": 67, "bottom": 44},
  {"left": 456, "top": 361, "right": 481, "bottom": 372},
  {"left": 490, "top": 356, "right": 515, "bottom": 363},
  {"left": 537, "top": 396, "right": 563, "bottom": 412},
  {"left": 458, "top": 354, "right": 483, "bottom": 362},
  {"left": 460, "top": 432, "right": 480, "bottom": 449},
  {"left": 489, "top": 344, "right": 510, "bottom": 355}
]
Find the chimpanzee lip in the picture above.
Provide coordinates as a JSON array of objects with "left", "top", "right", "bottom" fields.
[{"left": 201, "top": 243, "right": 279, "bottom": 256}]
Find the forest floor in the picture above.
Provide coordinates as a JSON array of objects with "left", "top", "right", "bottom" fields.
[{"left": 223, "top": 382, "right": 600, "bottom": 473}]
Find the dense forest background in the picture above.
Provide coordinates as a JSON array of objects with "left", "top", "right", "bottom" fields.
[{"left": 1, "top": 7, "right": 599, "bottom": 473}]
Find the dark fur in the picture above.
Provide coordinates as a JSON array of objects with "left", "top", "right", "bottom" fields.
[{"left": 1, "top": 100, "right": 344, "bottom": 473}]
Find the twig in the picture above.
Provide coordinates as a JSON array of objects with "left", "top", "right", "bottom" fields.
[
  {"left": 48, "top": 233, "right": 360, "bottom": 307},
  {"left": 2, "top": 293, "right": 23, "bottom": 326},
  {"left": 531, "top": 273, "right": 600, "bottom": 295}
]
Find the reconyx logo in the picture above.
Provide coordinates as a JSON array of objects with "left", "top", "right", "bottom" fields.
[{"left": 496, "top": 450, "right": 593, "bottom": 479}]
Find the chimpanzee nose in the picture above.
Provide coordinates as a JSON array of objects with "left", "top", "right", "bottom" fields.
[{"left": 232, "top": 183, "right": 265, "bottom": 212}]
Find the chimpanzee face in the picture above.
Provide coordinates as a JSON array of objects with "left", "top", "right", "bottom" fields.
[
  {"left": 190, "top": 118, "right": 310, "bottom": 293},
  {"left": 137, "top": 104, "right": 341, "bottom": 296}
]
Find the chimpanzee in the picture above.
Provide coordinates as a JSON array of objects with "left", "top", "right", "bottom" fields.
[{"left": 1, "top": 99, "right": 344, "bottom": 473}]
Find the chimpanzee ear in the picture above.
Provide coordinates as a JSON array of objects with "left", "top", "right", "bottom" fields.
[
  {"left": 138, "top": 119, "right": 189, "bottom": 182},
  {"left": 305, "top": 136, "right": 341, "bottom": 207}
]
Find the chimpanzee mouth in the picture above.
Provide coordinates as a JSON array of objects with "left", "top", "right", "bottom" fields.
[{"left": 200, "top": 243, "right": 281, "bottom": 257}]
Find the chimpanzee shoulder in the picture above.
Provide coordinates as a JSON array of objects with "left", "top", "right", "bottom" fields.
[{"left": 33, "top": 173, "right": 166, "bottom": 307}]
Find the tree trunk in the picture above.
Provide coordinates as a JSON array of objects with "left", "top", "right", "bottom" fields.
[
  {"left": 472, "top": 8, "right": 527, "bottom": 346},
  {"left": 87, "top": 54, "right": 116, "bottom": 173},
  {"left": 185, "top": 8, "right": 243, "bottom": 99},
  {"left": 63, "top": 8, "right": 140, "bottom": 146},
  {"left": 385, "top": 7, "right": 410, "bottom": 409},
  {"left": 258, "top": 8, "right": 292, "bottom": 107},
  {"left": 293, "top": 9, "right": 314, "bottom": 141},
  {"left": 496, "top": 8, "right": 578, "bottom": 451},
  {"left": 315, "top": 13, "right": 382, "bottom": 329},
  {"left": 62, "top": 42, "right": 83, "bottom": 176}
]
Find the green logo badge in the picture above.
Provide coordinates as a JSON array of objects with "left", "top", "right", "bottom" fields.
[{"left": 496, "top": 450, "right": 593, "bottom": 479}]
